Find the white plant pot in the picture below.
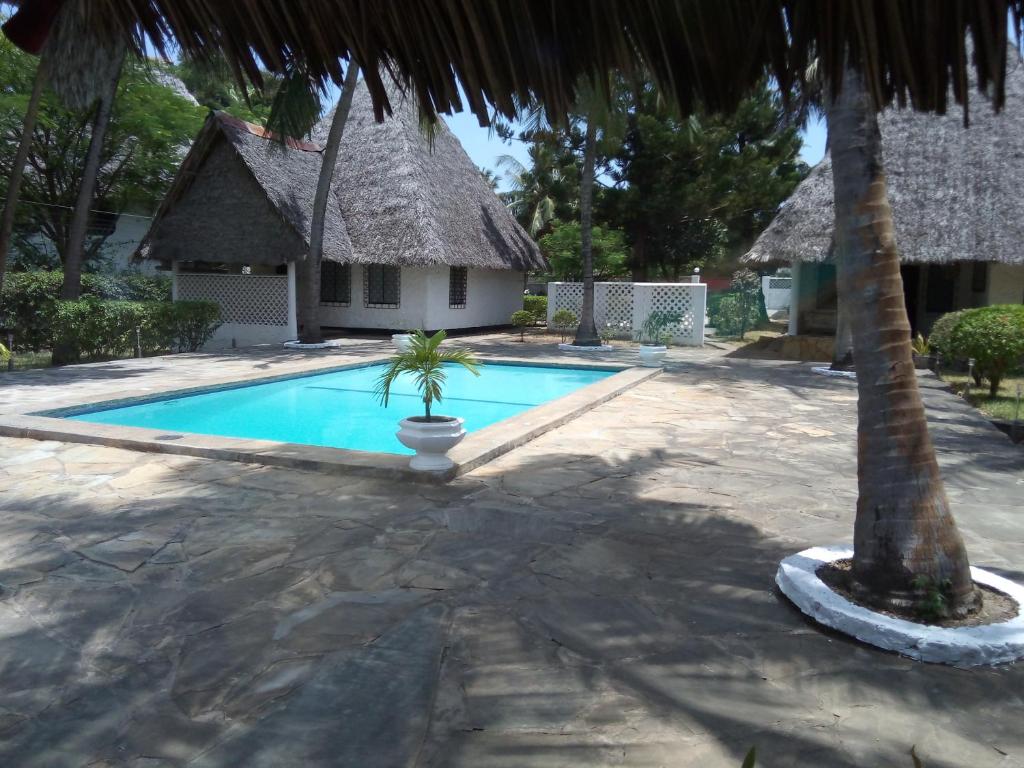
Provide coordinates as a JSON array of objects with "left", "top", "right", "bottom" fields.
[
  {"left": 392, "top": 333, "right": 414, "bottom": 352},
  {"left": 396, "top": 416, "right": 466, "bottom": 471},
  {"left": 638, "top": 344, "right": 667, "bottom": 367}
]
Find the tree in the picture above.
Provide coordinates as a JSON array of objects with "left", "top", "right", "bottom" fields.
[
  {"left": 0, "top": 38, "right": 206, "bottom": 271},
  {"left": 171, "top": 56, "right": 281, "bottom": 125},
  {"left": 828, "top": 67, "right": 978, "bottom": 617},
  {"left": 296, "top": 64, "right": 359, "bottom": 345},
  {"left": 0, "top": 50, "right": 45, "bottom": 298},
  {"left": 479, "top": 167, "right": 500, "bottom": 191},
  {"left": 538, "top": 219, "right": 628, "bottom": 281},
  {"left": 497, "top": 144, "right": 576, "bottom": 237}
]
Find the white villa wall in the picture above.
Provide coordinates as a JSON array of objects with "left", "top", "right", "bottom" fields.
[
  {"left": 424, "top": 267, "right": 525, "bottom": 330},
  {"left": 320, "top": 266, "right": 524, "bottom": 332},
  {"left": 987, "top": 263, "right": 1024, "bottom": 305}
]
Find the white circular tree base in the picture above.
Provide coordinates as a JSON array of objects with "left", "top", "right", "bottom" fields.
[
  {"left": 558, "top": 343, "right": 615, "bottom": 352},
  {"left": 284, "top": 339, "right": 347, "bottom": 349},
  {"left": 776, "top": 546, "right": 1024, "bottom": 666},
  {"left": 811, "top": 366, "right": 856, "bottom": 379}
]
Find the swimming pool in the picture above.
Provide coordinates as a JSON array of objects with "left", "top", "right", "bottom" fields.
[{"left": 66, "top": 362, "right": 615, "bottom": 455}]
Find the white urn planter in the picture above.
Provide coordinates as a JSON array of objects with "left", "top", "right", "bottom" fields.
[
  {"left": 392, "top": 333, "right": 414, "bottom": 352},
  {"left": 638, "top": 344, "right": 667, "bottom": 367},
  {"left": 397, "top": 416, "right": 466, "bottom": 471}
]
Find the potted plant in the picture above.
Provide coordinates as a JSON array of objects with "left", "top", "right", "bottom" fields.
[
  {"left": 392, "top": 330, "right": 415, "bottom": 352},
  {"left": 636, "top": 310, "right": 680, "bottom": 367},
  {"left": 911, "top": 332, "right": 934, "bottom": 370},
  {"left": 375, "top": 329, "right": 481, "bottom": 471}
]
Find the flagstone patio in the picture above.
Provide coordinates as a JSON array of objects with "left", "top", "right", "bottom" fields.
[{"left": 0, "top": 341, "right": 1021, "bottom": 767}]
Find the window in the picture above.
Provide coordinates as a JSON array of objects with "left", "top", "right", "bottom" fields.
[
  {"left": 320, "top": 261, "right": 350, "bottom": 305},
  {"left": 364, "top": 265, "right": 400, "bottom": 308},
  {"left": 449, "top": 267, "right": 468, "bottom": 308}
]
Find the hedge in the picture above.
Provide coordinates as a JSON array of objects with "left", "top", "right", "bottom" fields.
[
  {"left": 936, "top": 305, "right": 1024, "bottom": 396},
  {"left": 0, "top": 271, "right": 172, "bottom": 351},
  {"left": 523, "top": 294, "right": 548, "bottom": 323},
  {"left": 50, "top": 299, "right": 221, "bottom": 363}
]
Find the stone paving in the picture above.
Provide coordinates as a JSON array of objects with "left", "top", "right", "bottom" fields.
[{"left": 0, "top": 343, "right": 1022, "bottom": 767}]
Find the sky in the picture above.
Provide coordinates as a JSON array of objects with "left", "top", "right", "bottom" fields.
[{"left": 445, "top": 111, "right": 829, "bottom": 192}]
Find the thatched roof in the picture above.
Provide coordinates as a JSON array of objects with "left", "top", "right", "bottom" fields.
[
  {"left": 746, "top": 57, "right": 1024, "bottom": 267},
  {"left": 141, "top": 83, "right": 545, "bottom": 270},
  {"left": 4, "top": 0, "right": 1016, "bottom": 129}
]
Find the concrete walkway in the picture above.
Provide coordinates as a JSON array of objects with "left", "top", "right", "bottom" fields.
[{"left": 0, "top": 343, "right": 1021, "bottom": 767}]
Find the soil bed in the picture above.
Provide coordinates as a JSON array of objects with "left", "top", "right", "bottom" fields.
[{"left": 818, "top": 559, "right": 1019, "bottom": 628}]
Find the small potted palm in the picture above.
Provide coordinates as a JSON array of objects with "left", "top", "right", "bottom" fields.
[
  {"left": 375, "top": 329, "right": 481, "bottom": 471},
  {"left": 392, "top": 330, "right": 415, "bottom": 352},
  {"left": 636, "top": 310, "right": 680, "bottom": 367}
]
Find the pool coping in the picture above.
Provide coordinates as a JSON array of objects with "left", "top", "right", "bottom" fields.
[{"left": 0, "top": 356, "right": 660, "bottom": 482}]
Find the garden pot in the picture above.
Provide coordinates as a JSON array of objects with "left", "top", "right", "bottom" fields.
[
  {"left": 638, "top": 344, "right": 668, "bottom": 367},
  {"left": 913, "top": 353, "right": 936, "bottom": 371},
  {"left": 396, "top": 416, "right": 466, "bottom": 471},
  {"left": 392, "top": 333, "right": 414, "bottom": 352}
]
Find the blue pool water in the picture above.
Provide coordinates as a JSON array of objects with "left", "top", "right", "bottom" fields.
[{"left": 67, "top": 363, "right": 614, "bottom": 455}]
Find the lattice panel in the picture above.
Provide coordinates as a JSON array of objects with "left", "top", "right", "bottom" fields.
[
  {"left": 177, "top": 274, "right": 289, "bottom": 326},
  {"left": 649, "top": 284, "right": 698, "bottom": 339},
  {"left": 596, "top": 282, "right": 634, "bottom": 333},
  {"left": 551, "top": 282, "right": 584, "bottom": 318},
  {"left": 768, "top": 277, "right": 792, "bottom": 290}
]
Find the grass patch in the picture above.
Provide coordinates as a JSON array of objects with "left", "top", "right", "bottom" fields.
[
  {"left": 941, "top": 373, "right": 1024, "bottom": 423},
  {"left": 5, "top": 351, "right": 53, "bottom": 371}
]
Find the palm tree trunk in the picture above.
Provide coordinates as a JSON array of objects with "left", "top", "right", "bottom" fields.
[
  {"left": 573, "top": 116, "right": 600, "bottom": 346},
  {"left": 0, "top": 55, "right": 47, "bottom": 301},
  {"left": 59, "top": 46, "right": 125, "bottom": 302},
  {"left": 297, "top": 64, "right": 359, "bottom": 344},
  {"left": 828, "top": 67, "right": 979, "bottom": 617}
]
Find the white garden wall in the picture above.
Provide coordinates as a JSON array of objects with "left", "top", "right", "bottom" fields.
[
  {"left": 174, "top": 267, "right": 296, "bottom": 349},
  {"left": 546, "top": 281, "right": 707, "bottom": 346},
  {"left": 761, "top": 275, "right": 792, "bottom": 312}
]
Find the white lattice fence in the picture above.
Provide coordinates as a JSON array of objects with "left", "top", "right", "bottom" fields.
[
  {"left": 761, "top": 276, "right": 792, "bottom": 312},
  {"left": 177, "top": 274, "right": 289, "bottom": 326},
  {"left": 547, "top": 282, "right": 706, "bottom": 346}
]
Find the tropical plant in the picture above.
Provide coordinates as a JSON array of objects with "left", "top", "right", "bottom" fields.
[
  {"left": 911, "top": 333, "right": 930, "bottom": 357},
  {"left": 0, "top": 342, "right": 9, "bottom": 362},
  {"left": 510, "top": 309, "right": 534, "bottom": 341},
  {"left": 374, "top": 330, "right": 480, "bottom": 421},
  {"left": 538, "top": 220, "right": 629, "bottom": 281},
  {"left": 927, "top": 310, "right": 965, "bottom": 360},
  {"left": 497, "top": 147, "right": 575, "bottom": 237},
  {"left": 551, "top": 308, "right": 577, "bottom": 342},
  {"left": 729, "top": 269, "right": 763, "bottom": 340},
  {"left": 522, "top": 295, "right": 548, "bottom": 322},
  {"left": 636, "top": 310, "right": 680, "bottom": 346}
]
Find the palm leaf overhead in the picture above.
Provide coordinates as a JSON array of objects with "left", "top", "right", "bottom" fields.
[{"left": 4, "top": 1, "right": 1016, "bottom": 128}]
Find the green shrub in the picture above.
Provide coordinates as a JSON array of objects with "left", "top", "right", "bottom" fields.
[
  {"left": 0, "top": 271, "right": 172, "bottom": 351},
  {"left": 944, "top": 305, "right": 1024, "bottom": 396},
  {"left": 551, "top": 308, "right": 577, "bottom": 342},
  {"left": 523, "top": 294, "right": 548, "bottom": 322},
  {"left": 49, "top": 298, "right": 220, "bottom": 363},
  {"left": 927, "top": 309, "right": 965, "bottom": 358},
  {"left": 709, "top": 293, "right": 761, "bottom": 337},
  {"left": 510, "top": 309, "right": 534, "bottom": 341}
]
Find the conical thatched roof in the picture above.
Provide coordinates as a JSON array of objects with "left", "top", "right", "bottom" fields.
[
  {"left": 141, "top": 82, "right": 544, "bottom": 270},
  {"left": 746, "top": 57, "right": 1024, "bottom": 267}
]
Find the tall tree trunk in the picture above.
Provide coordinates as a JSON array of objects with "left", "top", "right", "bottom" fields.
[
  {"left": 297, "top": 64, "right": 359, "bottom": 344},
  {"left": 828, "top": 68, "right": 978, "bottom": 617},
  {"left": 573, "top": 117, "right": 600, "bottom": 346},
  {"left": 59, "top": 46, "right": 125, "bottom": 303},
  {"left": 0, "top": 55, "right": 47, "bottom": 302}
]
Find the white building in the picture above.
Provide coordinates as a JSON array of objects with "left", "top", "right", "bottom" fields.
[{"left": 141, "top": 82, "right": 544, "bottom": 348}]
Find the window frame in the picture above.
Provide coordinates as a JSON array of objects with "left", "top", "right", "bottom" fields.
[
  {"left": 320, "top": 261, "right": 351, "bottom": 306},
  {"left": 363, "top": 264, "right": 401, "bottom": 308},
  {"left": 448, "top": 266, "right": 468, "bottom": 309}
]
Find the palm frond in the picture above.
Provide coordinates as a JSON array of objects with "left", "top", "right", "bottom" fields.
[
  {"left": 374, "top": 330, "right": 480, "bottom": 420},
  {"left": 265, "top": 63, "right": 324, "bottom": 145}
]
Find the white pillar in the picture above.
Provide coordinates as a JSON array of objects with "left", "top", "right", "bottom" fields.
[
  {"left": 286, "top": 262, "right": 298, "bottom": 340},
  {"left": 787, "top": 262, "right": 801, "bottom": 336},
  {"left": 171, "top": 260, "right": 179, "bottom": 302}
]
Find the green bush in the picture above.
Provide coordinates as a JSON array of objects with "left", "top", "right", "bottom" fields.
[
  {"left": 927, "top": 309, "right": 965, "bottom": 358},
  {"left": 510, "top": 309, "right": 534, "bottom": 341},
  {"left": 551, "top": 308, "right": 577, "bottom": 342},
  {"left": 709, "top": 292, "right": 761, "bottom": 337},
  {"left": 49, "top": 298, "right": 220, "bottom": 363},
  {"left": 0, "top": 271, "right": 172, "bottom": 351},
  {"left": 523, "top": 295, "right": 548, "bottom": 322},
  {"left": 943, "top": 305, "right": 1024, "bottom": 396}
]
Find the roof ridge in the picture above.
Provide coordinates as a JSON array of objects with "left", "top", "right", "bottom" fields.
[{"left": 214, "top": 111, "right": 323, "bottom": 153}]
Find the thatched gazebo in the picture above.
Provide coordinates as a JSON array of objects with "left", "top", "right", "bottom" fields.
[
  {"left": 746, "top": 59, "right": 1024, "bottom": 336},
  {"left": 140, "top": 82, "right": 545, "bottom": 348}
]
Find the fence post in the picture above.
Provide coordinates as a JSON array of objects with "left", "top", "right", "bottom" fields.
[{"left": 546, "top": 282, "right": 557, "bottom": 329}]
